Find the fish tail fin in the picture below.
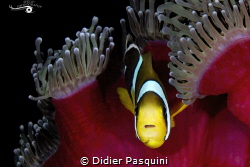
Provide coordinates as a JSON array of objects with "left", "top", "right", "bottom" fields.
[{"left": 117, "top": 87, "right": 135, "bottom": 114}]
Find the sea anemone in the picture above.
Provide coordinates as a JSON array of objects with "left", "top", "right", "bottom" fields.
[
  {"left": 157, "top": 0, "right": 250, "bottom": 126},
  {"left": 29, "top": 16, "right": 114, "bottom": 100},
  {"left": 13, "top": 99, "right": 59, "bottom": 167},
  {"left": 121, "top": 0, "right": 172, "bottom": 70},
  {"left": 13, "top": 0, "right": 250, "bottom": 167},
  {"left": 124, "top": 0, "right": 168, "bottom": 48},
  {"left": 14, "top": 16, "right": 114, "bottom": 166}
]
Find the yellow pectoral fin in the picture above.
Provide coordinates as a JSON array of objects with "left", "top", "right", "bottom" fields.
[
  {"left": 117, "top": 87, "right": 135, "bottom": 114},
  {"left": 171, "top": 116, "right": 176, "bottom": 128},
  {"left": 170, "top": 102, "right": 189, "bottom": 128}
]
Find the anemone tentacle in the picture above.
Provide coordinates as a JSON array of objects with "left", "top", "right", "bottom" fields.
[
  {"left": 157, "top": 0, "right": 250, "bottom": 104},
  {"left": 14, "top": 16, "right": 116, "bottom": 167},
  {"left": 121, "top": 0, "right": 169, "bottom": 53},
  {"left": 29, "top": 16, "right": 115, "bottom": 100},
  {"left": 14, "top": 99, "right": 59, "bottom": 167}
]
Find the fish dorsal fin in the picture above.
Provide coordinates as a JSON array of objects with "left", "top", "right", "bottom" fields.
[
  {"left": 141, "top": 52, "right": 154, "bottom": 74},
  {"left": 124, "top": 44, "right": 141, "bottom": 102},
  {"left": 170, "top": 102, "right": 188, "bottom": 127},
  {"left": 117, "top": 87, "right": 135, "bottom": 115}
]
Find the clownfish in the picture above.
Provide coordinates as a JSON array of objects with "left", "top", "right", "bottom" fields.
[{"left": 117, "top": 44, "right": 188, "bottom": 149}]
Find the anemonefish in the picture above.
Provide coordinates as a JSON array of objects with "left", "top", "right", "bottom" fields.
[{"left": 117, "top": 44, "right": 188, "bottom": 149}]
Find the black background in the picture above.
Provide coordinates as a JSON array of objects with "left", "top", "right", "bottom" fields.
[{"left": 5, "top": 0, "right": 128, "bottom": 166}]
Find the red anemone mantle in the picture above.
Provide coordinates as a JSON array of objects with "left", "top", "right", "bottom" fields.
[{"left": 43, "top": 41, "right": 250, "bottom": 167}]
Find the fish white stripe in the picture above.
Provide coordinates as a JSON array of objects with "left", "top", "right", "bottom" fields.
[
  {"left": 131, "top": 55, "right": 143, "bottom": 103},
  {"left": 125, "top": 44, "right": 142, "bottom": 139},
  {"left": 137, "top": 80, "right": 171, "bottom": 140},
  {"left": 132, "top": 56, "right": 143, "bottom": 139},
  {"left": 134, "top": 114, "right": 140, "bottom": 139}
]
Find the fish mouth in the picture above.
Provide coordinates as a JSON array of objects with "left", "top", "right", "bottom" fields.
[{"left": 144, "top": 125, "right": 156, "bottom": 128}]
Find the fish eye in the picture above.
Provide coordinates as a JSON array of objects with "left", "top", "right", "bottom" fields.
[
  {"left": 135, "top": 106, "right": 139, "bottom": 116},
  {"left": 162, "top": 106, "right": 166, "bottom": 115},
  {"left": 162, "top": 106, "right": 168, "bottom": 127}
]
